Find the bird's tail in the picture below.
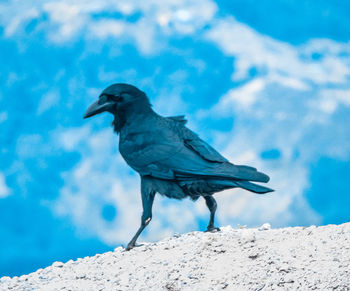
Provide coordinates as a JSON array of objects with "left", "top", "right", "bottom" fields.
[
  {"left": 199, "top": 178, "right": 274, "bottom": 194},
  {"left": 234, "top": 180, "right": 274, "bottom": 194}
]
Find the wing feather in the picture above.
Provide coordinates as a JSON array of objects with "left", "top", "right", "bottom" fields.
[
  {"left": 184, "top": 138, "right": 228, "bottom": 163},
  {"left": 121, "top": 116, "right": 270, "bottom": 183}
]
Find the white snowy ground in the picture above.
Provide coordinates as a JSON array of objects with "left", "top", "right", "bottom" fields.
[{"left": 1, "top": 223, "right": 349, "bottom": 291}]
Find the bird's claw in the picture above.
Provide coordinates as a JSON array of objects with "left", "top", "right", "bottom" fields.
[
  {"left": 205, "top": 226, "right": 221, "bottom": 232},
  {"left": 124, "top": 242, "right": 144, "bottom": 251},
  {"left": 125, "top": 244, "right": 134, "bottom": 251}
]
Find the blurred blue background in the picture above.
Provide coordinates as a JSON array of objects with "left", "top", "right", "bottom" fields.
[{"left": 1, "top": 0, "right": 350, "bottom": 277}]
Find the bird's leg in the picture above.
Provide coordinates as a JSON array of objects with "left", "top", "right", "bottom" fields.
[
  {"left": 126, "top": 177, "right": 155, "bottom": 250},
  {"left": 204, "top": 195, "right": 220, "bottom": 232}
]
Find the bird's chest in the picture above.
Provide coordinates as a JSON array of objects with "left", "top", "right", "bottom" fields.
[{"left": 120, "top": 131, "right": 156, "bottom": 152}]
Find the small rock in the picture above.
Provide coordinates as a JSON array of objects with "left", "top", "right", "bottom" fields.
[
  {"left": 241, "top": 231, "right": 256, "bottom": 243},
  {"left": 52, "top": 261, "right": 64, "bottom": 268},
  {"left": 259, "top": 223, "right": 271, "bottom": 231},
  {"left": 248, "top": 253, "right": 259, "bottom": 259},
  {"left": 221, "top": 282, "right": 229, "bottom": 289},
  {"left": 278, "top": 263, "right": 290, "bottom": 273}
]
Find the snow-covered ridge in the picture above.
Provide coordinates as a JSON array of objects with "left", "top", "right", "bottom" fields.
[{"left": 1, "top": 223, "right": 349, "bottom": 290}]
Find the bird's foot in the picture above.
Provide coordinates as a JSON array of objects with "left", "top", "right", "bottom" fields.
[
  {"left": 124, "top": 242, "right": 144, "bottom": 251},
  {"left": 125, "top": 243, "right": 134, "bottom": 251},
  {"left": 205, "top": 226, "right": 221, "bottom": 232}
]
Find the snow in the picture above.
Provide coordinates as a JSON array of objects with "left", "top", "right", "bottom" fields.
[{"left": 1, "top": 223, "right": 349, "bottom": 290}]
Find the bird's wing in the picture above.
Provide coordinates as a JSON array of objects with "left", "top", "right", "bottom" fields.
[
  {"left": 143, "top": 142, "right": 269, "bottom": 183},
  {"left": 166, "top": 115, "right": 187, "bottom": 125},
  {"left": 167, "top": 116, "right": 228, "bottom": 163},
  {"left": 124, "top": 120, "right": 269, "bottom": 183},
  {"left": 182, "top": 130, "right": 228, "bottom": 163}
]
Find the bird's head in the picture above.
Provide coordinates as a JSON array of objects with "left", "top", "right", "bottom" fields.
[{"left": 83, "top": 83, "right": 150, "bottom": 119}]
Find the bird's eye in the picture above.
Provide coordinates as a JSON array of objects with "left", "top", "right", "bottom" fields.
[
  {"left": 99, "top": 94, "right": 108, "bottom": 104},
  {"left": 108, "top": 94, "right": 122, "bottom": 102}
]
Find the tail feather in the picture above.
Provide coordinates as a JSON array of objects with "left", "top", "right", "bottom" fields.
[
  {"left": 178, "top": 178, "right": 273, "bottom": 196},
  {"left": 235, "top": 165, "right": 270, "bottom": 183},
  {"left": 235, "top": 180, "right": 274, "bottom": 194}
]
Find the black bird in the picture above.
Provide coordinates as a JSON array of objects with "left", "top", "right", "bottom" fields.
[{"left": 84, "top": 83, "right": 273, "bottom": 250}]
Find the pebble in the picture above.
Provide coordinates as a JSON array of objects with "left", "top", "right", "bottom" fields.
[
  {"left": 52, "top": 262, "right": 64, "bottom": 268},
  {"left": 259, "top": 223, "right": 271, "bottom": 231}
]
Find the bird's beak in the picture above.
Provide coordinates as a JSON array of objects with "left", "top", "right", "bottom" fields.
[{"left": 84, "top": 99, "right": 115, "bottom": 119}]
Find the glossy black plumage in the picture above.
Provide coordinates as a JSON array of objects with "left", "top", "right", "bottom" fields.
[{"left": 84, "top": 83, "right": 273, "bottom": 249}]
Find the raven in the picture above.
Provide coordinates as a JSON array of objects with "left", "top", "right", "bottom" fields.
[{"left": 84, "top": 83, "right": 273, "bottom": 250}]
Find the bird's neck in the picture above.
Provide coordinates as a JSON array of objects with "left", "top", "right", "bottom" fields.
[{"left": 112, "top": 104, "right": 156, "bottom": 133}]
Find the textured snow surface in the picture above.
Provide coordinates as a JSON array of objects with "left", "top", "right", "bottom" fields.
[{"left": 1, "top": 223, "right": 349, "bottom": 290}]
